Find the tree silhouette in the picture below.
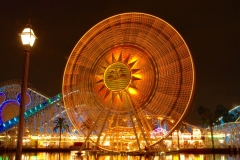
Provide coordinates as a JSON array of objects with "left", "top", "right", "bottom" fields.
[
  {"left": 215, "top": 105, "right": 235, "bottom": 123},
  {"left": 197, "top": 106, "right": 216, "bottom": 149},
  {"left": 197, "top": 105, "right": 233, "bottom": 149},
  {"left": 53, "top": 117, "right": 70, "bottom": 148}
]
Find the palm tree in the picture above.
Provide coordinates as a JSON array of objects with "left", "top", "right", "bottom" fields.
[
  {"left": 197, "top": 106, "right": 216, "bottom": 149},
  {"left": 53, "top": 117, "right": 70, "bottom": 148},
  {"left": 197, "top": 105, "right": 232, "bottom": 149},
  {"left": 215, "top": 105, "right": 235, "bottom": 123}
]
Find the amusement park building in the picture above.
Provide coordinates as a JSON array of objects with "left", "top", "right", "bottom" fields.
[
  {"left": 1, "top": 13, "right": 240, "bottom": 152},
  {"left": 0, "top": 80, "right": 239, "bottom": 151}
]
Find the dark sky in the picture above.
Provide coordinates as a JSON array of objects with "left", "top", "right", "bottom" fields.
[{"left": 0, "top": 1, "right": 239, "bottom": 125}]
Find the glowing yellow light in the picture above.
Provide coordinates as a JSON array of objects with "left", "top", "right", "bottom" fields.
[
  {"left": 133, "top": 74, "right": 142, "bottom": 79},
  {"left": 31, "top": 135, "right": 39, "bottom": 140},
  {"left": 128, "top": 88, "right": 137, "bottom": 94},
  {"left": 130, "top": 57, "right": 138, "bottom": 63},
  {"left": 158, "top": 116, "right": 163, "bottom": 120}
]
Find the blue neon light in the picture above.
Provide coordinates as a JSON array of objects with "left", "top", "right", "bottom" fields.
[
  {"left": 0, "top": 100, "right": 20, "bottom": 125},
  {"left": 0, "top": 92, "right": 6, "bottom": 105},
  {"left": 16, "top": 92, "right": 32, "bottom": 106},
  {"left": 0, "top": 94, "right": 62, "bottom": 133}
]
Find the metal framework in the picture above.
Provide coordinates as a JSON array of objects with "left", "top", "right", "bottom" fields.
[
  {"left": 0, "top": 80, "right": 48, "bottom": 125},
  {"left": 62, "top": 13, "right": 195, "bottom": 152},
  {"left": 0, "top": 80, "right": 77, "bottom": 148},
  {"left": 208, "top": 122, "right": 240, "bottom": 150}
]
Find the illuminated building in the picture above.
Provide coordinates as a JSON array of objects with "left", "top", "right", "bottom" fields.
[
  {"left": 0, "top": 81, "right": 240, "bottom": 151},
  {"left": 5, "top": 13, "right": 240, "bottom": 152},
  {"left": 1, "top": 12, "right": 240, "bottom": 152}
]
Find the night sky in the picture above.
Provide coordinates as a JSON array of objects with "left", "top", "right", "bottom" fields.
[{"left": 0, "top": 1, "right": 239, "bottom": 125}]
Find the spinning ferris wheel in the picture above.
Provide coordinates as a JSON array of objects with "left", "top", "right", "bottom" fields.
[{"left": 62, "top": 13, "right": 195, "bottom": 152}]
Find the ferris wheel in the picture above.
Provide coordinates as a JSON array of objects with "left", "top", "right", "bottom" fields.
[{"left": 62, "top": 13, "right": 195, "bottom": 152}]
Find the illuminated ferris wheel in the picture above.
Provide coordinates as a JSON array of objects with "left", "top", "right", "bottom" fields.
[{"left": 62, "top": 13, "right": 195, "bottom": 152}]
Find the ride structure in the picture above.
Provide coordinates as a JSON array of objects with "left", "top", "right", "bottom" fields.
[
  {"left": 1, "top": 13, "right": 240, "bottom": 152},
  {"left": 0, "top": 80, "right": 77, "bottom": 148},
  {"left": 62, "top": 12, "right": 195, "bottom": 152}
]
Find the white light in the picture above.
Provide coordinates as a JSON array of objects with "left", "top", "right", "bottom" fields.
[
  {"left": 20, "top": 27, "right": 36, "bottom": 46},
  {"left": 23, "top": 139, "right": 30, "bottom": 142},
  {"left": 70, "top": 136, "right": 77, "bottom": 140},
  {"left": 103, "top": 141, "right": 110, "bottom": 146},
  {"left": 219, "top": 139, "right": 224, "bottom": 143}
]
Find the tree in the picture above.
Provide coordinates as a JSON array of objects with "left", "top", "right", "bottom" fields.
[
  {"left": 53, "top": 117, "right": 70, "bottom": 148},
  {"left": 197, "top": 106, "right": 216, "bottom": 149},
  {"left": 215, "top": 105, "right": 235, "bottom": 123},
  {"left": 197, "top": 105, "right": 233, "bottom": 149}
]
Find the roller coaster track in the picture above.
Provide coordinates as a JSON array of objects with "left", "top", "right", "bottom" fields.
[
  {"left": 0, "top": 94, "right": 62, "bottom": 134},
  {"left": 1, "top": 92, "right": 237, "bottom": 135}
]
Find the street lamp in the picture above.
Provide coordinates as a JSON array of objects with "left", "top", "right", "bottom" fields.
[{"left": 16, "top": 22, "right": 36, "bottom": 160}]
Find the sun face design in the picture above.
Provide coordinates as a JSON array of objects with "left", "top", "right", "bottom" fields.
[
  {"left": 95, "top": 52, "right": 141, "bottom": 102},
  {"left": 104, "top": 62, "right": 131, "bottom": 91}
]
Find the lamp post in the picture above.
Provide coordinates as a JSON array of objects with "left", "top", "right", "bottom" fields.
[{"left": 16, "top": 22, "right": 36, "bottom": 160}]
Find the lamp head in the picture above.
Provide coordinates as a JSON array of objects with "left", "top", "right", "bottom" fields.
[{"left": 20, "top": 23, "right": 37, "bottom": 47}]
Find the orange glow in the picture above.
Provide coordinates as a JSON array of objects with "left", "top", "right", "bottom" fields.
[
  {"left": 133, "top": 74, "right": 141, "bottom": 79},
  {"left": 130, "top": 57, "right": 138, "bottom": 63},
  {"left": 128, "top": 88, "right": 137, "bottom": 95},
  {"left": 158, "top": 117, "right": 163, "bottom": 120},
  {"left": 62, "top": 12, "right": 195, "bottom": 152}
]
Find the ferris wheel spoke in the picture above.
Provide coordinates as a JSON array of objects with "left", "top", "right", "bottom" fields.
[
  {"left": 138, "top": 110, "right": 156, "bottom": 144},
  {"left": 63, "top": 13, "right": 195, "bottom": 152},
  {"left": 125, "top": 92, "right": 152, "bottom": 150},
  {"left": 79, "top": 100, "right": 111, "bottom": 152},
  {"left": 94, "top": 103, "right": 113, "bottom": 151},
  {"left": 124, "top": 93, "right": 141, "bottom": 151}
]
